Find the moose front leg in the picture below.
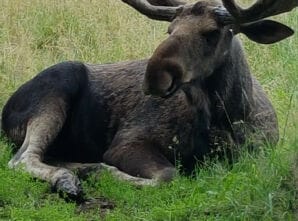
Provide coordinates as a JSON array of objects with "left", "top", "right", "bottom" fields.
[
  {"left": 103, "top": 134, "right": 176, "bottom": 184},
  {"left": 48, "top": 162, "right": 157, "bottom": 186}
]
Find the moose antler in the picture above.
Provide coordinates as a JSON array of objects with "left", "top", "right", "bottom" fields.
[
  {"left": 213, "top": 0, "right": 296, "bottom": 44},
  {"left": 221, "top": 0, "right": 298, "bottom": 23},
  {"left": 148, "top": 0, "right": 185, "bottom": 6},
  {"left": 121, "top": 0, "right": 186, "bottom": 21}
]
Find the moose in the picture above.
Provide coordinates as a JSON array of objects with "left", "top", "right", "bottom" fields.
[{"left": 1, "top": 0, "right": 296, "bottom": 200}]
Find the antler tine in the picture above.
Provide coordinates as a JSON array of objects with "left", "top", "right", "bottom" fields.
[
  {"left": 122, "top": 0, "right": 185, "bottom": 21},
  {"left": 221, "top": 0, "right": 298, "bottom": 23}
]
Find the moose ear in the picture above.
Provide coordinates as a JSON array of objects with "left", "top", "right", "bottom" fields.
[{"left": 238, "top": 20, "right": 294, "bottom": 44}]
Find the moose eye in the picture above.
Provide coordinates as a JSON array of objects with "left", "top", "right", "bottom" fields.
[{"left": 202, "top": 30, "right": 221, "bottom": 47}]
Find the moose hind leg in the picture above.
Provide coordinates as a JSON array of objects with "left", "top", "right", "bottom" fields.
[{"left": 8, "top": 99, "right": 83, "bottom": 199}]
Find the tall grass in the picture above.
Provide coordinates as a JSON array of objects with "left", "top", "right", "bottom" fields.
[{"left": 0, "top": 0, "right": 297, "bottom": 220}]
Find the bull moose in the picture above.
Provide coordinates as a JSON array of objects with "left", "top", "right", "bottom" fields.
[{"left": 1, "top": 0, "right": 296, "bottom": 199}]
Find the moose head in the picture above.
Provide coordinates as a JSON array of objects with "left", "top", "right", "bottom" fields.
[{"left": 122, "top": 0, "right": 295, "bottom": 97}]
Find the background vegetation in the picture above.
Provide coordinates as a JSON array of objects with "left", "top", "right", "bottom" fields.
[{"left": 0, "top": 0, "right": 297, "bottom": 220}]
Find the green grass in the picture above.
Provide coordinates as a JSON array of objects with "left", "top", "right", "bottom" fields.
[{"left": 0, "top": 0, "right": 297, "bottom": 220}]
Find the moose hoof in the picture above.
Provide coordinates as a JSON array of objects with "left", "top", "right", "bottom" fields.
[{"left": 54, "top": 174, "right": 83, "bottom": 201}]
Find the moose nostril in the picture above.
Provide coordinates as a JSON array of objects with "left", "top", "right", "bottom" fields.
[
  {"left": 157, "top": 71, "right": 173, "bottom": 93},
  {"left": 144, "top": 55, "right": 184, "bottom": 97}
]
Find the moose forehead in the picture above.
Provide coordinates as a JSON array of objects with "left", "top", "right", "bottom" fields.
[{"left": 169, "top": 1, "right": 223, "bottom": 33}]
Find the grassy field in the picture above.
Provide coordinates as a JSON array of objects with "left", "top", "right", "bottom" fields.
[{"left": 0, "top": 0, "right": 297, "bottom": 220}]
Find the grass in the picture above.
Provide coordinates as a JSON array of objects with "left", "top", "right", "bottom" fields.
[{"left": 0, "top": 0, "right": 297, "bottom": 220}]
